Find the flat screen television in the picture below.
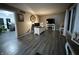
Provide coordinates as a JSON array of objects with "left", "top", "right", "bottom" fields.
[
  {"left": 47, "top": 18, "right": 55, "bottom": 24},
  {"left": 34, "top": 23, "right": 40, "bottom": 26}
]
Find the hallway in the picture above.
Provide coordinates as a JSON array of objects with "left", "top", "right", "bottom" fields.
[{"left": 0, "top": 30, "right": 66, "bottom": 55}]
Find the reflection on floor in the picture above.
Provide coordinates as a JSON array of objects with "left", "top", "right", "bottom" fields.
[
  {"left": 0, "top": 29, "right": 66, "bottom": 55},
  {"left": 0, "top": 31, "right": 18, "bottom": 55}
]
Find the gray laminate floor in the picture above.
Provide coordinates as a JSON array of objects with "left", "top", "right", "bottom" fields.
[{"left": 0, "top": 29, "right": 66, "bottom": 55}]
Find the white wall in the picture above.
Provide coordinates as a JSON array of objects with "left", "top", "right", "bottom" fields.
[
  {"left": 39, "top": 13, "right": 65, "bottom": 29},
  {"left": 17, "top": 12, "right": 39, "bottom": 37}
]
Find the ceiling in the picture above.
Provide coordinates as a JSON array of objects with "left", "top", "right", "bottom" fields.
[
  {"left": 0, "top": 10, "right": 14, "bottom": 16},
  {"left": 8, "top": 3, "right": 72, "bottom": 15}
]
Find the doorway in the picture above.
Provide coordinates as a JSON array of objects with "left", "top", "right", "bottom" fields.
[{"left": 0, "top": 9, "right": 17, "bottom": 39}]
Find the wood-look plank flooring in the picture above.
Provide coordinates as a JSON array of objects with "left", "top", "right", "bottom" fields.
[{"left": 0, "top": 29, "right": 66, "bottom": 55}]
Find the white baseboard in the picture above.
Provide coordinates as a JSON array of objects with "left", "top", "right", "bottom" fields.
[
  {"left": 18, "top": 29, "right": 31, "bottom": 39},
  {"left": 65, "top": 42, "right": 75, "bottom": 55}
]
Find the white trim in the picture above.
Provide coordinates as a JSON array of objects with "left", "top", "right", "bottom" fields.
[
  {"left": 65, "top": 42, "right": 75, "bottom": 55},
  {"left": 63, "top": 10, "right": 69, "bottom": 36},
  {"left": 69, "top": 4, "right": 77, "bottom": 10},
  {"left": 18, "top": 30, "right": 31, "bottom": 38},
  {"left": 69, "top": 9, "right": 73, "bottom": 33},
  {"left": 71, "top": 38, "right": 79, "bottom": 46},
  {"left": 66, "top": 4, "right": 77, "bottom": 35},
  {"left": 68, "top": 5, "right": 74, "bottom": 34},
  {"left": 14, "top": 13, "right": 18, "bottom": 38},
  {"left": 71, "top": 33, "right": 79, "bottom": 45}
]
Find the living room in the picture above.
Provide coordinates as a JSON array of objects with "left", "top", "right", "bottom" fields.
[
  {"left": 0, "top": 3, "right": 79, "bottom": 55},
  {"left": 6, "top": 3, "right": 71, "bottom": 37}
]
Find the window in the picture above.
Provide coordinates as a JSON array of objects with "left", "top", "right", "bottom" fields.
[
  {"left": 0, "top": 18, "right": 4, "bottom": 25},
  {"left": 67, "top": 10, "right": 71, "bottom": 31},
  {"left": 70, "top": 6, "right": 77, "bottom": 33},
  {"left": 67, "top": 4, "right": 77, "bottom": 34}
]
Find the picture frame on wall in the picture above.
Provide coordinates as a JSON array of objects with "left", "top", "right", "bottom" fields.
[{"left": 18, "top": 14, "right": 24, "bottom": 22}]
